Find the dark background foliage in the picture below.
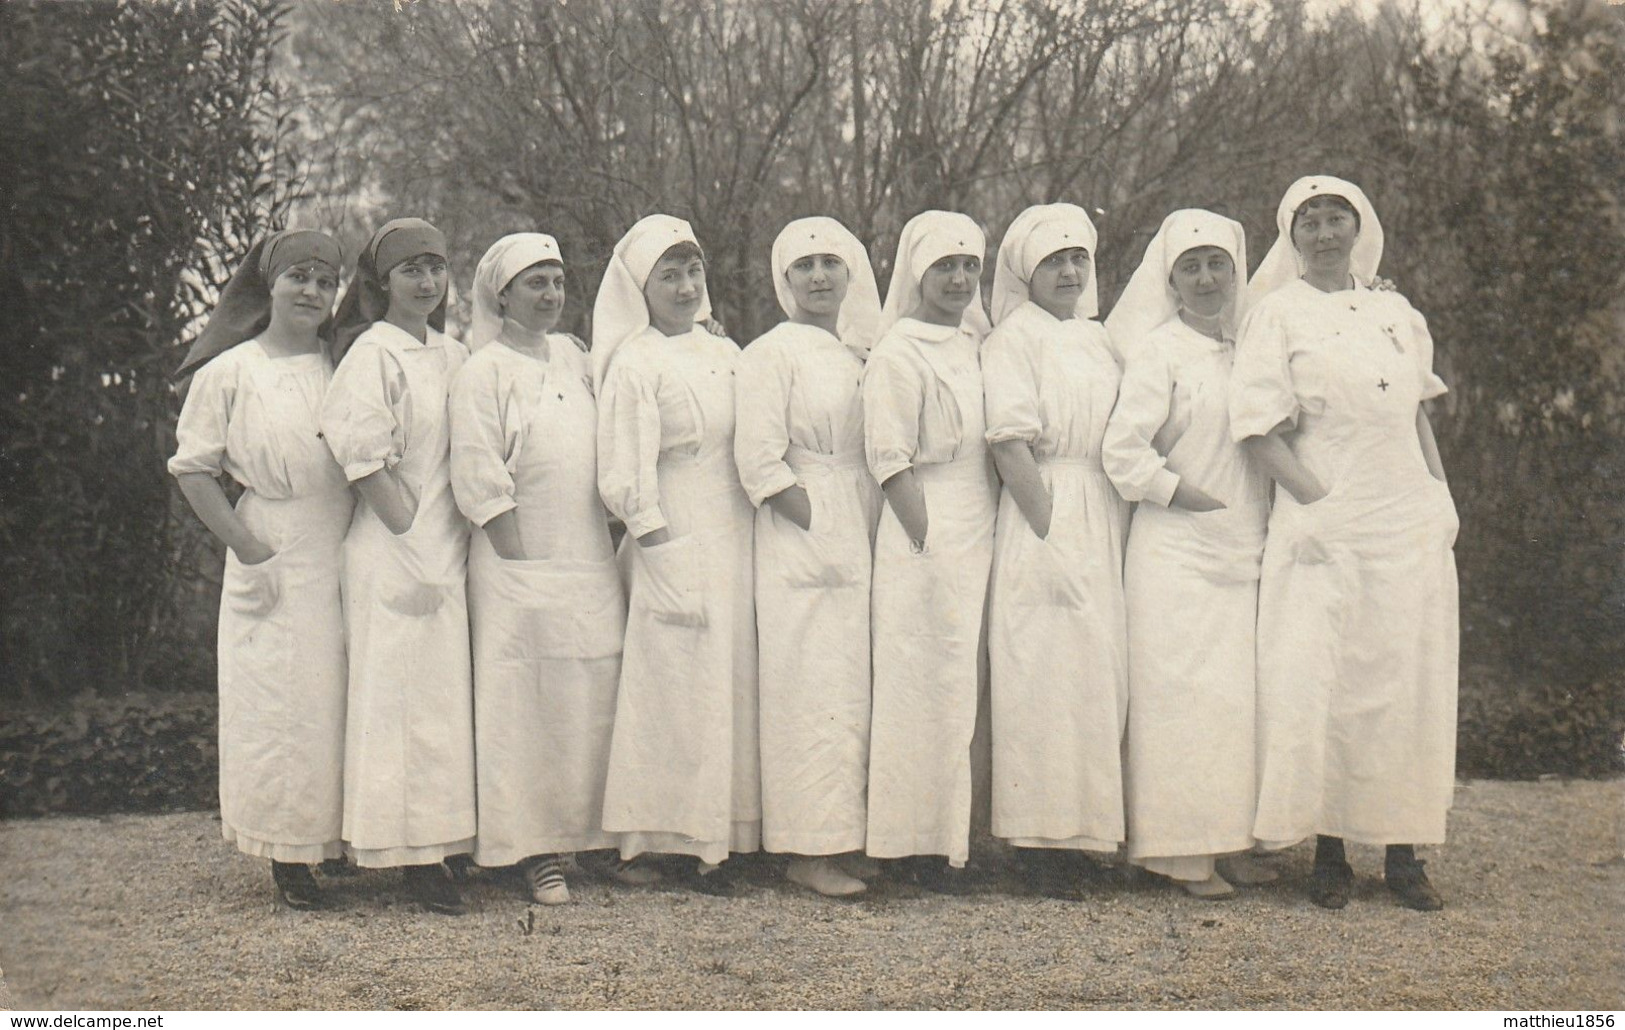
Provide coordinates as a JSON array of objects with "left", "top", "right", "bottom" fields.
[{"left": 0, "top": 0, "right": 1620, "bottom": 810}]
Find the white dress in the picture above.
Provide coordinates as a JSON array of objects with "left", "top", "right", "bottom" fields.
[
  {"left": 449, "top": 338, "right": 625, "bottom": 866},
  {"left": 320, "top": 322, "right": 475, "bottom": 868},
  {"left": 1230, "top": 279, "right": 1459, "bottom": 846},
  {"left": 862, "top": 318, "right": 998, "bottom": 867},
  {"left": 596, "top": 326, "right": 760, "bottom": 864},
  {"left": 1103, "top": 317, "right": 1270, "bottom": 866},
  {"left": 735, "top": 322, "right": 882, "bottom": 856},
  {"left": 169, "top": 341, "right": 353, "bottom": 863},
  {"left": 983, "top": 303, "right": 1128, "bottom": 853}
]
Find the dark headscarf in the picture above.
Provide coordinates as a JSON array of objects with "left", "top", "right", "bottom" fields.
[
  {"left": 173, "top": 229, "right": 342, "bottom": 380},
  {"left": 331, "top": 218, "right": 449, "bottom": 363}
]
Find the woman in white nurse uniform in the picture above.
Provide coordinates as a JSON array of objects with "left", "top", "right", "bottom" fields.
[
  {"left": 171, "top": 230, "right": 351, "bottom": 911},
  {"left": 862, "top": 210, "right": 998, "bottom": 892},
  {"left": 594, "top": 214, "right": 760, "bottom": 894},
  {"left": 983, "top": 203, "right": 1128, "bottom": 899},
  {"left": 1230, "top": 176, "right": 1459, "bottom": 912},
  {"left": 321, "top": 218, "right": 475, "bottom": 915},
  {"left": 1103, "top": 209, "right": 1272, "bottom": 899},
  {"left": 736, "top": 217, "right": 884, "bottom": 898},
  {"left": 449, "top": 233, "right": 627, "bottom": 905}
]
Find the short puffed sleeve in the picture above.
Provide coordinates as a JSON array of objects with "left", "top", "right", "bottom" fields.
[
  {"left": 734, "top": 334, "right": 799, "bottom": 508},
  {"left": 1102, "top": 333, "right": 1179, "bottom": 506},
  {"left": 320, "top": 337, "right": 407, "bottom": 482},
  {"left": 596, "top": 350, "right": 668, "bottom": 538},
  {"left": 448, "top": 351, "right": 520, "bottom": 527},
  {"left": 981, "top": 316, "right": 1043, "bottom": 447},
  {"left": 1229, "top": 298, "right": 1299, "bottom": 442},
  {"left": 1407, "top": 301, "right": 1448, "bottom": 401},
  {"left": 861, "top": 337, "right": 926, "bottom": 485},
  {"left": 169, "top": 351, "right": 239, "bottom": 478}
]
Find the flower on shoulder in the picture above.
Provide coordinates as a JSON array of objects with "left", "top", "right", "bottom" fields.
[{"left": 1369, "top": 275, "right": 1398, "bottom": 292}]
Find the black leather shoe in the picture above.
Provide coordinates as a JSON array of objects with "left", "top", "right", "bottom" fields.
[
  {"left": 316, "top": 855, "right": 360, "bottom": 878},
  {"left": 903, "top": 856, "right": 977, "bottom": 895},
  {"left": 271, "top": 861, "right": 324, "bottom": 910},
  {"left": 680, "top": 859, "right": 742, "bottom": 897},
  {"left": 405, "top": 864, "right": 467, "bottom": 915},
  {"left": 1386, "top": 861, "right": 1444, "bottom": 911},
  {"left": 1308, "top": 861, "right": 1353, "bottom": 910}
]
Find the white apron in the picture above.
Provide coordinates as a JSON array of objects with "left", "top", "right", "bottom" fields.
[
  {"left": 599, "top": 331, "right": 760, "bottom": 863},
  {"left": 755, "top": 446, "right": 882, "bottom": 854},
  {"left": 984, "top": 309, "right": 1128, "bottom": 852},
  {"left": 865, "top": 326, "right": 997, "bottom": 867},
  {"left": 1105, "top": 320, "right": 1270, "bottom": 862},
  {"left": 326, "top": 325, "right": 475, "bottom": 867},
  {"left": 1240, "top": 283, "right": 1459, "bottom": 846},
  {"left": 737, "top": 323, "right": 881, "bottom": 856},
  {"left": 451, "top": 341, "right": 625, "bottom": 865},
  {"left": 172, "top": 343, "right": 353, "bottom": 863}
]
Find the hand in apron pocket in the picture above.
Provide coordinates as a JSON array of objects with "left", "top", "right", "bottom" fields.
[
  {"left": 781, "top": 488, "right": 862, "bottom": 589},
  {"left": 638, "top": 535, "right": 708, "bottom": 628},
  {"left": 386, "top": 581, "right": 452, "bottom": 617},
  {"left": 226, "top": 552, "right": 281, "bottom": 618},
  {"left": 1289, "top": 489, "right": 1336, "bottom": 566}
]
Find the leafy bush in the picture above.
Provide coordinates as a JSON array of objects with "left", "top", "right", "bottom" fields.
[
  {"left": 0, "top": 691, "right": 219, "bottom": 818},
  {"left": 0, "top": 0, "right": 299, "bottom": 699},
  {"left": 1457, "top": 672, "right": 1625, "bottom": 781}
]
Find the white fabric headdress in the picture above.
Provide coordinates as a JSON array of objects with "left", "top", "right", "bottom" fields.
[
  {"left": 990, "top": 203, "right": 1099, "bottom": 325},
  {"left": 770, "top": 216, "right": 882, "bottom": 360},
  {"left": 470, "top": 233, "right": 564, "bottom": 350},
  {"left": 877, "top": 210, "right": 992, "bottom": 340},
  {"left": 1104, "top": 208, "right": 1248, "bottom": 356},
  {"left": 1247, "top": 175, "right": 1384, "bottom": 306},
  {"left": 591, "top": 214, "right": 712, "bottom": 387}
]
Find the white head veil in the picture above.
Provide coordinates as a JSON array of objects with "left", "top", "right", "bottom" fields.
[
  {"left": 770, "top": 216, "right": 882, "bottom": 361},
  {"left": 990, "top": 203, "right": 1100, "bottom": 325},
  {"left": 1104, "top": 209, "right": 1249, "bottom": 355},
  {"left": 877, "top": 210, "right": 992, "bottom": 340},
  {"left": 591, "top": 214, "right": 712, "bottom": 387},
  {"left": 470, "top": 233, "right": 565, "bottom": 350},
  {"left": 1247, "top": 175, "right": 1384, "bottom": 306}
]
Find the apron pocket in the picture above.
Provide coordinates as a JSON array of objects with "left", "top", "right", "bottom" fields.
[
  {"left": 637, "top": 535, "right": 707, "bottom": 628},
  {"left": 781, "top": 486, "right": 863, "bottom": 589},
  {"left": 1288, "top": 486, "right": 1337, "bottom": 566},
  {"left": 1013, "top": 536, "right": 1089, "bottom": 610},
  {"left": 892, "top": 545, "right": 963, "bottom": 637},
  {"left": 383, "top": 579, "right": 454, "bottom": 617},
  {"left": 491, "top": 557, "right": 626, "bottom": 660},
  {"left": 225, "top": 551, "right": 282, "bottom": 618}
]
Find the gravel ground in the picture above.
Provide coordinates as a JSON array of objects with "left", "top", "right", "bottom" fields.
[{"left": 1, "top": 779, "right": 1620, "bottom": 1010}]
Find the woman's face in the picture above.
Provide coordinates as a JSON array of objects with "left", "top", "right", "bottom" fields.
[
  {"left": 501, "top": 261, "right": 566, "bottom": 333},
  {"left": 643, "top": 251, "right": 707, "bottom": 334},
  {"left": 785, "top": 253, "right": 850, "bottom": 321},
  {"left": 918, "top": 254, "right": 981, "bottom": 321},
  {"left": 268, "top": 261, "right": 340, "bottom": 332},
  {"left": 1028, "top": 247, "right": 1091, "bottom": 319},
  {"left": 1168, "top": 245, "right": 1235, "bottom": 317},
  {"left": 385, "top": 252, "right": 449, "bottom": 320},
  {"left": 1291, "top": 199, "right": 1359, "bottom": 275}
]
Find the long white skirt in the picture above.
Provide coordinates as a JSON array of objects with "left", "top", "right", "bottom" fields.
[
  {"left": 989, "top": 459, "right": 1127, "bottom": 852},
  {"left": 217, "top": 488, "right": 352, "bottom": 863},
  {"left": 1124, "top": 502, "right": 1262, "bottom": 863},
  {"left": 340, "top": 495, "right": 476, "bottom": 868},
  {"left": 1253, "top": 474, "right": 1459, "bottom": 846},
  {"left": 467, "top": 534, "right": 624, "bottom": 865},
  {"left": 756, "top": 448, "right": 881, "bottom": 855},
  {"left": 866, "top": 455, "right": 997, "bottom": 867},
  {"left": 601, "top": 451, "right": 760, "bottom": 864}
]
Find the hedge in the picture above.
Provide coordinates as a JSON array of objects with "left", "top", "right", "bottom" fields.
[{"left": 2, "top": 672, "right": 1619, "bottom": 819}]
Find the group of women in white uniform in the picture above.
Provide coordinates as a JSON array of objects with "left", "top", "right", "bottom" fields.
[{"left": 170, "top": 174, "right": 1459, "bottom": 917}]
